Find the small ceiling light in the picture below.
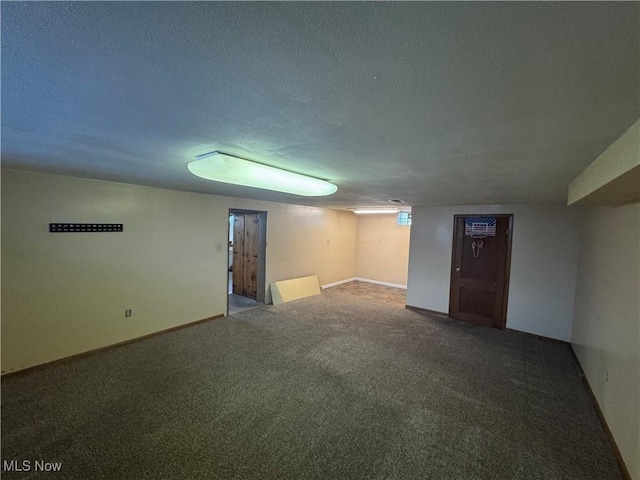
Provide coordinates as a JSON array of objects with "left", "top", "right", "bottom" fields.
[
  {"left": 351, "top": 208, "right": 399, "bottom": 214},
  {"left": 188, "top": 151, "right": 338, "bottom": 197}
]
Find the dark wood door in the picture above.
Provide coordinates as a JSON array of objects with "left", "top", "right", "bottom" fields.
[
  {"left": 449, "top": 215, "right": 512, "bottom": 328},
  {"left": 232, "top": 213, "right": 260, "bottom": 300}
]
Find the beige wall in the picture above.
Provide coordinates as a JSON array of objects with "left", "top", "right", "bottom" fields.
[
  {"left": 406, "top": 204, "right": 582, "bottom": 341},
  {"left": 1, "top": 169, "right": 357, "bottom": 373},
  {"left": 355, "top": 214, "right": 411, "bottom": 287},
  {"left": 571, "top": 203, "right": 640, "bottom": 479}
]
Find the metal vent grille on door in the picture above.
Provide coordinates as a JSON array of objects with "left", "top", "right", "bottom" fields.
[{"left": 464, "top": 217, "right": 496, "bottom": 237}]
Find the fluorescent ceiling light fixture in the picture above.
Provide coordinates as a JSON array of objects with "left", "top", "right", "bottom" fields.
[
  {"left": 188, "top": 151, "right": 337, "bottom": 197},
  {"left": 351, "top": 208, "right": 399, "bottom": 214}
]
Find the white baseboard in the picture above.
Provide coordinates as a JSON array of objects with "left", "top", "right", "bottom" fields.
[
  {"left": 321, "top": 277, "right": 356, "bottom": 289},
  {"left": 355, "top": 277, "right": 407, "bottom": 289}
]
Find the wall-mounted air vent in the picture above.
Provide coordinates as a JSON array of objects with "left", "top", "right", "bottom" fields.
[{"left": 49, "top": 223, "right": 123, "bottom": 233}]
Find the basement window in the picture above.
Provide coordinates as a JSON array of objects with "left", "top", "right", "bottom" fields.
[{"left": 397, "top": 212, "right": 412, "bottom": 226}]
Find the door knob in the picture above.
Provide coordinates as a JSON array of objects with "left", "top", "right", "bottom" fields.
[{"left": 455, "top": 267, "right": 460, "bottom": 272}]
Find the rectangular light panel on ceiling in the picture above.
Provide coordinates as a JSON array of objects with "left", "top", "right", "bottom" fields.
[{"left": 188, "top": 151, "right": 337, "bottom": 197}]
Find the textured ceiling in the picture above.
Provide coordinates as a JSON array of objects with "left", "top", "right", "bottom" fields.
[{"left": 2, "top": 2, "right": 638, "bottom": 208}]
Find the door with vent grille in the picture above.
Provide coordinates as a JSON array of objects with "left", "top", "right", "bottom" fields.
[{"left": 449, "top": 215, "right": 513, "bottom": 329}]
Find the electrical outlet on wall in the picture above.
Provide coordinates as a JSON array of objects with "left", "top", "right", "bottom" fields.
[
  {"left": 125, "top": 309, "right": 132, "bottom": 318},
  {"left": 605, "top": 369, "right": 610, "bottom": 383}
]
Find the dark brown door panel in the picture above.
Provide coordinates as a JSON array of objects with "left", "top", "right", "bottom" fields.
[{"left": 449, "top": 215, "right": 513, "bottom": 329}]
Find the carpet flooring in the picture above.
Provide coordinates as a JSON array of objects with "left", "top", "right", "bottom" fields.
[
  {"left": 329, "top": 281, "right": 406, "bottom": 307},
  {"left": 229, "top": 293, "right": 261, "bottom": 315},
  {"left": 1, "top": 283, "right": 623, "bottom": 479}
]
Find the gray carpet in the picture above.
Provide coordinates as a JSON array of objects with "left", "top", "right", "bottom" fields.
[
  {"left": 229, "top": 293, "right": 261, "bottom": 315},
  {"left": 1, "top": 285, "right": 623, "bottom": 479}
]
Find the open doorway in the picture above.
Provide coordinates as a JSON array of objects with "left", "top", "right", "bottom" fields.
[{"left": 228, "top": 209, "right": 267, "bottom": 315}]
